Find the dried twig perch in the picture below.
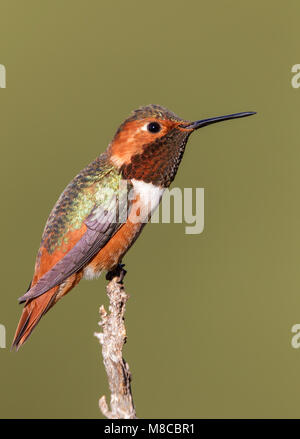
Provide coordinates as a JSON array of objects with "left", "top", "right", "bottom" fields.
[{"left": 94, "top": 265, "right": 137, "bottom": 419}]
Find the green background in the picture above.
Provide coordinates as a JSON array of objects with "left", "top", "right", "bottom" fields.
[{"left": 0, "top": 0, "right": 299, "bottom": 418}]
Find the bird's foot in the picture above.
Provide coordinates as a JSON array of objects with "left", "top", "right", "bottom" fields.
[{"left": 106, "top": 264, "right": 127, "bottom": 284}]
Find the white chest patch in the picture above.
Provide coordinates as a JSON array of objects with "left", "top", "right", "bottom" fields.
[
  {"left": 131, "top": 179, "right": 164, "bottom": 218},
  {"left": 83, "top": 266, "right": 102, "bottom": 280}
]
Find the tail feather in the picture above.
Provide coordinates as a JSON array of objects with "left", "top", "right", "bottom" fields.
[{"left": 12, "top": 287, "right": 58, "bottom": 350}]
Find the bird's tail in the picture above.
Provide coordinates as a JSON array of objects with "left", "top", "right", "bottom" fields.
[{"left": 12, "top": 286, "right": 58, "bottom": 350}]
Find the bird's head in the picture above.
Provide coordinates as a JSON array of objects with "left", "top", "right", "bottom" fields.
[{"left": 108, "top": 104, "right": 255, "bottom": 187}]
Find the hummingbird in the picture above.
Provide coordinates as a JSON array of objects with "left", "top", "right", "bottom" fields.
[{"left": 12, "top": 104, "right": 255, "bottom": 349}]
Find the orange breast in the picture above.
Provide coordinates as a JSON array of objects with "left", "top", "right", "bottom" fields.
[{"left": 86, "top": 217, "right": 144, "bottom": 272}]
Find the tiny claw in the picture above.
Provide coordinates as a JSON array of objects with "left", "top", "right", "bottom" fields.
[
  {"left": 118, "top": 266, "right": 127, "bottom": 283},
  {"left": 106, "top": 264, "right": 127, "bottom": 283}
]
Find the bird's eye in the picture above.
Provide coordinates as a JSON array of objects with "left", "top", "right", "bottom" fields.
[{"left": 147, "top": 122, "right": 161, "bottom": 133}]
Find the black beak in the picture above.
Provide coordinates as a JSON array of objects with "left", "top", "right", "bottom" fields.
[{"left": 183, "top": 111, "right": 256, "bottom": 130}]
